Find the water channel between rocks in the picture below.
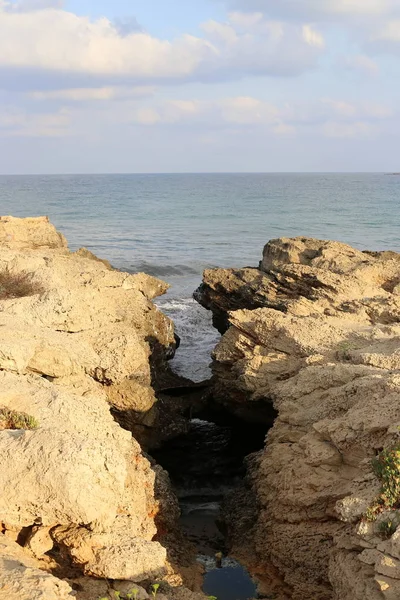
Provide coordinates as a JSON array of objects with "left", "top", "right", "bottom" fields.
[
  {"left": 153, "top": 416, "right": 267, "bottom": 600},
  {"left": 154, "top": 291, "right": 273, "bottom": 599}
]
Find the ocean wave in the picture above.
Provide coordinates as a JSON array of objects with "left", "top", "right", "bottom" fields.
[
  {"left": 129, "top": 261, "right": 204, "bottom": 277},
  {"left": 155, "top": 296, "right": 220, "bottom": 382}
]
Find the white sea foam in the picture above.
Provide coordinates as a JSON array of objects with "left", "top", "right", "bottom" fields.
[
  {"left": 197, "top": 554, "right": 242, "bottom": 572},
  {"left": 156, "top": 295, "right": 220, "bottom": 382}
]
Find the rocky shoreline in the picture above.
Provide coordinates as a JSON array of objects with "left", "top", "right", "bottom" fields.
[
  {"left": 197, "top": 236, "right": 400, "bottom": 600},
  {"left": 2, "top": 218, "right": 400, "bottom": 600},
  {"left": 0, "top": 216, "right": 206, "bottom": 600}
]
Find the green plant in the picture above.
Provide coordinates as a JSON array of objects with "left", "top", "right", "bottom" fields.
[
  {"left": 126, "top": 589, "right": 139, "bottom": 600},
  {"left": 0, "top": 407, "right": 39, "bottom": 431},
  {"left": 336, "top": 340, "right": 358, "bottom": 361},
  {"left": 378, "top": 517, "right": 400, "bottom": 539},
  {"left": 366, "top": 445, "right": 400, "bottom": 520},
  {"left": 151, "top": 584, "right": 160, "bottom": 598},
  {"left": 114, "top": 593, "right": 121, "bottom": 600},
  {"left": 0, "top": 267, "right": 44, "bottom": 301}
]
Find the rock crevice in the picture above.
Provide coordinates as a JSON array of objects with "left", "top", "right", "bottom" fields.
[{"left": 196, "top": 236, "right": 400, "bottom": 600}]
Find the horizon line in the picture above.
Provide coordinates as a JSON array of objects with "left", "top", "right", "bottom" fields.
[{"left": 0, "top": 171, "right": 394, "bottom": 177}]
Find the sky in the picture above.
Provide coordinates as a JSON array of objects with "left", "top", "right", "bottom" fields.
[{"left": 0, "top": 0, "right": 399, "bottom": 173}]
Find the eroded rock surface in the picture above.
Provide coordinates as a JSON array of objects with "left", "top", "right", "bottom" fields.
[
  {"left": 0, "top": 535, "right": 75, "bottom": 599},
  {"left": 197, "top": 237, "right": 400, "bottom": 600},
  {"left": 0, "top": 217, "right": 205, "bottom": 599}
]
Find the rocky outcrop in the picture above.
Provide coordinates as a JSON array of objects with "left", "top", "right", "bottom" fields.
[
  {"left": 0, "top": 217, "right": 205, "bottom": 599},
  {"left": 0, "top": 216, "right": 180, "bottom": 445},
  {"left": 197, "top": 237, "right": 400, "bottom": 600},
  {"left": 0, "top": 536, "right": 74, "bottom": 599},
  {"left": 0, "top": 216, "right": 68, "bottom": 250}
]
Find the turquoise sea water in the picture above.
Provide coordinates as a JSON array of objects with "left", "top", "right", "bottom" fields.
[{"left": 1, "top": 173, "right": 399, "bottom": 379}]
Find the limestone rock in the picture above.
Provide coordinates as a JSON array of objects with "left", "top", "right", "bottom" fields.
[
  {"left": 0, "top": 217, "right": 176, "bottom": 444},
  {"left": 0, "top": 535, "right": 74, "bottom": 599},
  {"left": 196, "top": 236, "right": 400, "bottom": 599},
  {"left": 0, "top": 216, "right": 68, "bottom": 250},
  {"left": 0, "top": 218, "right": 183, "bottom": 592},
  {"left": 24, "top": 526, "right": 54, "bottom": 558},
  {"left": 53, "top": 526, "right": 167, "bottom": 580}
]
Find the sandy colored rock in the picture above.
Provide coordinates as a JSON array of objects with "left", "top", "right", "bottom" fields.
[
  {"left": 196, "top": 236, "right": 400, "bottom": 599},
  {"left": 0, "top": 218, "right": 185, "bottom": 592},
  {"left": 0, "top": 216, "right": 68, "bottom": 250},
  {"left": 0, "top": 535, "right": 74, "bottom": 599},
  {"left": 24, "top": 526, "right": 54, "bottom": 558},
  {"left": 53, "top": 526, "right": 167, "bottom": 580}
]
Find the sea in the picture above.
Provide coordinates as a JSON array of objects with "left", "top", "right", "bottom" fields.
[{"left": 1, "top": 172, "right": 399, "bottom": 382}]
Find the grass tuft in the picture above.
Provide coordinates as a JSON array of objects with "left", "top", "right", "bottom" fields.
[
  {"left": 0, "top": 407, "right": 39, "bottom": 431},
  {"left": 365, "top": 445, "right": 400, "bottom": 522},
  {"left": 0, "top": 267, "right": 44, "bottom": 300}
]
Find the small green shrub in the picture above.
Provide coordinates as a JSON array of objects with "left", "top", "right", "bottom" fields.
[
  {"left": 0, "top": 267, "right": 44, "bottom": 300},
  {"left": 98, "top": 586, "right": 156, "bottom": 600},
  {"left": 0, "top": 407, "right": 39, "bottom": 431},
  {"left": 366, "top": 445, "right": 400, "bottom": 520},
  {"left": 378, "top": 517, "right": 400, "bottom": 539}
]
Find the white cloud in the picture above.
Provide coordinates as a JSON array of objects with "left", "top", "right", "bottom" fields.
[
  {"left": 222, "top": 0, "right": 398, "bottom": 20},
  {"left": 367, "top": 19, "right": 400, "bottom": 54},
  {"left": 3, "top": 0, "right": 63, "bottom": 11},
  {"left": 340, "top": 54, "right": 379, "bottom": 75},
  {"left": 321, "top": 121, "right": 376, "bottom": 138},
  {"left": 373, "top": 20, "right": 400, "bottom": 42},
  {"left": 0, "top": 5, "right": 324, "bottom": 89},
  {"left": 0, "top": 106, "right": 70, "bottom": 136},
  {"left": 127, "top": 96, "right": 289, "bottom": 132},
  {"left": 29, "top": 86, "right": 155, "bottom": 101},
  {"left": 124, "top": 95, "right": 392, "bottom": 139},
  {"left": 0, "top": 93, "right": 394, "bottom": 143},
  {"left": 302, "top": 24, "right": 324, "bottom": 47},
  {"left": 321, "top": 99, "right": 392, "bottom": 120}
]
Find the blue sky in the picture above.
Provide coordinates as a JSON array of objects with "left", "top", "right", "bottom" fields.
[{"left": 0, "top": 0, "right": 399, "bottom": 173}]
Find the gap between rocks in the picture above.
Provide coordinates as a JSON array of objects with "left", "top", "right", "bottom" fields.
[{"left": 149, "top": 297, "right": 277, "bottom": 600}]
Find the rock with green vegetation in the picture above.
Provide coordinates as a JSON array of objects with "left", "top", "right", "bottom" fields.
[
  {"left": 197, "top": 236, "right": 400, "bottom": 600},
  {"left": 0, "top": 218, "right": 198, "bottom": 596},
  {"left": 0, "top": 407, "right": 38, "bottom": 430}
]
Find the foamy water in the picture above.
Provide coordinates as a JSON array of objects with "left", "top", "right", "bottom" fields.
[
  {"left": 155, "top": 296, "right": 219, "bottom": 382},
  {"left": 2, "top": 172, "right": 399, "bottom": 379}
]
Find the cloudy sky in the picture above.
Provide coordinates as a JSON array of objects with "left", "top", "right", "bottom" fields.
[{"left": 0, "top": 0, "right": 399, "bottom": 173}]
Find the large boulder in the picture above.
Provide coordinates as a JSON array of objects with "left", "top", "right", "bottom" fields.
[
  {"left": 196, "top": 237, "right": 400, "bottom": 600},
  {"left": 0, "top": 218, "right": 177, "bottom": 443},
  {"left": 0, "top": 536, "right": 74, "bottom": 599},
  {"left": 0, "top": 216, "right": 67, "bottom": 250},
  {"left": 0, "top": 217, "right": 185, "bottom": 590}
]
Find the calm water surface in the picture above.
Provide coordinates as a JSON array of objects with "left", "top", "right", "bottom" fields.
[{"left": 1, "top": 173, "right": 399, "bottom": 379}]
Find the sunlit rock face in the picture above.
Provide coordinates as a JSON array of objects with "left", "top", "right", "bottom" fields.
[
  {"left": 197, "top": 236, "right": 400, "bottom": 600},
  {"left": 0, "top": 216, "right": 203, "bottom": 595}
]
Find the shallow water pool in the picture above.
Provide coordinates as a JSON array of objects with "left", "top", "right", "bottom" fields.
[{"left": 202, "top": 563, "right": 257, "bottom": 600}]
